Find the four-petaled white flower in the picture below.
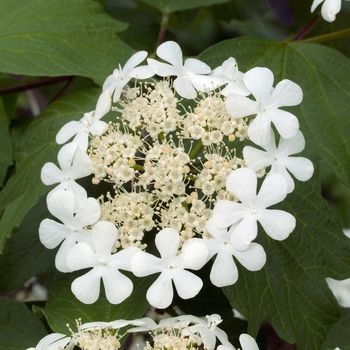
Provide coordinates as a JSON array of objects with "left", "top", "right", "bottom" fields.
[
  {"left": 26, "top": 333, "right": 72, "bottom": 350},
  {"left": 39, "top": 190, "right": 100, "bottom": 272},
  {"left": 147, "top": 41, "right": 211, "bottom": 99},
  {"left": 311, "top": 0, "right": 341, "bottom": 22},
  {"left": 243, "top": 131, "right": 314, "bottom": 193},
  {"left": 56, "top": 90, "right": 111, "bottom": 150},
  {"left": 210, "top": 57, "right": 250, "bottom": 97},
  {"left": 103, "top": 50, "right": 154, "bottom": 102},
  {"left": 212, "top": 168, "right": 296, "bottom": 251},
  {"left": 66, "top": 221, "right": 139, "bottom": 304},
  {"left": 41, "top": 142, "right": 92, "bottom": 212},
  {"left": 225, "top": 67, "right": 302, "bottom": 146},
  {"left": 204, "top": 219, "right": 266, "bottom": 287},
  {"left": 131, "top": 228, "right": 209, "bottom": 309}
]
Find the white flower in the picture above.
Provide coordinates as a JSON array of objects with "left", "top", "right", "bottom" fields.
[
  {"left": 210, "top": 57, "right": 250, "bottom": 97},
  {"left": 311, "top": 0, "right": 341, "bottom": 22},
  {"left": 147, "top": 41, "right": 211, "bottom": 99},
  {"left": 41, "top": 142, "right": 92, "bottom": 212},
  {"left": 66, "top": 221, "right": 138, "bottom": 304},
  {"left": 56, "top": 90, "right": 111, "bottom": 150},
  {"left": 243, "top": 131, "right": 314, "bottom": 193},
  {"left": 131, "top": 228, "right": 209, "bottom": 309},
  {"left": 103, "top": 51, "right": 154, "bottom": 102},
  {"left": 161, "top": 314, "right": 233, "bottom": 350},
  {"left": 212, "top": 168, "right": 296, "bottom": 251},
  {"left": 238, "top": 334, "right": 260, "bottom": 350},
  {"left": 26, "top": 333, "right": 72, "bottom": 350},
  {"left": 204, "top": 219, "right": 266, "bottom": 287},
  {"left": 225, "top": 67, "right": 302, "bottom": 146},
  {"left": 39, "top": 190, "right": 100, "bottom": 272}
]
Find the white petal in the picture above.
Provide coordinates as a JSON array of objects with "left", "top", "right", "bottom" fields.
[
  {"left": 40, "top": 163, "right": 64, "bottom": 185},
  {"left": 173, "top": 76, "right": 197, "bottom": 99},
  {"left": 230, "top": 216, "right": 258, "bottom": 251},
  {"left": 270, "top": 162, "right": 296, "bottom": 193},
  {"left": 91, "top": 221, "right": 117, "bottom": 256},
  {"left": 131, "top": 251, "right": 163, "bottom": 276},
  {"left": 257, "top": 209, "right": 296, "bottom": 240},
  {"left": 243, "top": 146, "right": 273, "bottom": 171},
  {"left": 56, "top": 121, "right": 84, "bottom": 145},
  {"left": 123, "top": 51, "right": 148, "bottom": 74},
  {"left": 55, "top": 235, "right": 78, "bottom": 272},
  {"left": 277, "top": 131, "right": 305, "bottom": 156},
  {"left": 247, "top": 113, "right": 273, "bottom": 146},
  {"left": 239, "top": 334, "right": 260, "bottom": 350},
  {"left": 244, "top": 67, "right": 274, "bottom": 104},
  {"left": 225, "top": 94, "right": 259, "bottom": 119},
  {"left": 311, "top": 0, "right": 325, "bottom": 12},
  {"left": 268, "top": 79, "right": 303, "bottom": 108},
  {"left": 39, "top": 219, "right": 71, "bottom": 249},
  {"left": 156, "top": 41, "right": 183, "bottom": 69},
  {"left": 172, "top": 269, "right": 203, "bottom": 299},
  {"left": 71, "top": 268, "right": 102, "bottom": 304},
  {"left": 155, "top": 228, "right": 179, "bottom": 259},
  {"left": 183, "top": 58, "right": 211, "bottom": 75},
  {"left": 101, "top": 267, "right": 133, "bottom": 304},
  {"left": 147, "top": 59, "right": 178, "bottom": 77},
  {"left": 269, "top": 109, "right": 299, "bottom": 140},
  {"left": 146, "top": 272, "right": 173, "bottom": 309},
  {"left": 321, "top": 0, "right": 341, "bottom": 21},
  {"left": 94, "top": 90, "right": 111, "bottom": 120},
  {"left": 109, "top": 246, "right": 140, "bottom": 271},
  {"left": 90, "top": 119, "right": 108, "bottom": 136},
  {"left": 74, "top": 197, "right": 101, "bottom": 228},
  {"left": 233, "top": 243, "right": 266, "bottom": 271},
  {"left": 257, "top": 173, "right": 288, "bottom": 208},
  {"left": 130, "top": 65, "right": 154, "bottom": 79},
  {"left": 33, "top": 333, "right": 71, "bottom": 350},
  {"left": 212, "top": 200, "right": 247, "bottom": 228},
  {"left": 284, "top": 157, "right": 314, "bottom": 182},
  {"left": 66, "top": 242, "right": 98, "bottom": 271},
  {"left": 226, "top": 168, "right": 257, "bottom": 205},
  {"left": 70, "top": 149, "right": 92, "bottom": 179},
  {"left": 210, "top": 250, "right": 238, "bottom": 287},
  {"left": 179, "top": 240, "right": 209, "bottom": 270},
  {"left": 46, "top": 190, "right": 74, "bottom": 225}
]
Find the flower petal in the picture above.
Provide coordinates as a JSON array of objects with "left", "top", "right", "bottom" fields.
[
  {"left": 178, "top": 240, "right": 209, "bottom": 270},
  {"left": 233, "top": 242, "right": 266, "bottom": 271},
  {"left": 71, "top": 268, "right": 102, "bottom": 304},
  {"left": 156, "top": 41, "right": 183, "bottom": 69},
  {"left": 212, "top": 200, "right": 247, "bottom": 228},
  {"left": 66, "top": 242, "right": 98, "bottom": 271},
  {"left": 101, "top": 267, "right": 133, "bottom": 304},
  {"left": 146, "top": 272, "right": 173, "bottom": 309},
  {"left": 257, "top": 209, "right": 296, "bottom": 241},
  {"left": 269, "top": 109, "right": 299, "bottom": 140},
  {"left": 321, "top": 0, "right": 341, "bottom": 21},
  {"left": 247, "top": 113, "right": 273, "bottom": 146},
  {"left": 123, "top": 51, "right": 148, "bottom": 74},
  {"left": 210, "top": 250, "right": 238, "bottom": 287},
  {"left": 239, "top": 334, "right": 260, "bottom": 350},
  {"left": 284, "top": 156, "right": 314, "bottom": 182},
  {"left": 91, "top": 221, "right": 117, "bottom": 256},
  {"left": 244, "top": 67, "right": 274, "bottom": 104},
  {"left": 40, "top": 163, "right": 64, "bottom": 185},
  {"left": 230, "top": 215, "right": 258, "bottom": 251},
  {"left": 74, "top": 198, "right": 101, "bottom": 228},
  {"left": 39, "top": 219, "right": 71, "bottom": 249},
  {"left": 46, "top": 190, "right": 74, "bottom": 225},
  {"left": 243, "top": 146, "right": 273, "bottom": 171},
  {"left": 131, "top": 251, "right": 163, "bottom": 276},
  {"left": 268, "top": 79, "right": 303, "bottom": 108},
  {"left": 174, "top": 76, "right": 197, "bottom": 99},
  {"left": 225, "top": 94, "right": 259, "bottom": 119},
  {"left": 56, "top": 121, "right": 84, "bottom": 145},
  {"left": 257, "top": 173, "right": 288, "bottom": 208},
  {"left": 156, "top": 228, "right": 179, "bottom": 259},
  {"left": 172, "top": 269, "right": 203, "bottom": 299}
]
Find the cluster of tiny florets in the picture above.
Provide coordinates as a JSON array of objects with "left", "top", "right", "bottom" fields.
[{"left": 88, "top": 80, "right": 247, "bottom": 248}]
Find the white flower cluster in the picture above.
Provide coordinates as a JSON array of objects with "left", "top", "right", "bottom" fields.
[
  {"left": 39, "top": 41, "right": 314, "bottom": 310},
  {"left": 27, "top": 314, "right": 259, "bottom": 350}
]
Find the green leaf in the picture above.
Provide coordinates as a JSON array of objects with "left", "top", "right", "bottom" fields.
[
  {"left": 222, "top": 177, "right": 350, "bottom": 350},
  {"left": 0, "top": 296, "right": 47, "bottom": 349},
  {"left": 0, "top": 0, "right": 134, "bottom": 85},
  {"left": 0, "top": 98, "right": 13, "bottom": 188},
  {"left": 322, "top": 307, "right": 350, "bottom": 349},
  {"left": 139, "top": 0, "right": 230, "bottom": 13},
  {"left": 33, "top": 273, "right": 153, "bottom": 334},
  {"left": 0, "top": 88, "right": 102, "bottom": 253},
  {"left": 0, "top": 195, "right": 55, "bottom": 292},
  {"left": 198, "top": 38, "right": 350, "bottom": 188}
]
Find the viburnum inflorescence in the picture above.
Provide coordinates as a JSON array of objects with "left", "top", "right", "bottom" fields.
[{"left": 39, "top": 40, "right": 314, "bottom": 309}]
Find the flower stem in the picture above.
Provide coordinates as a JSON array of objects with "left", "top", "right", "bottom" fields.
[
  {"left": 189, "top": 140, "right": 202, "bottom": 160},
  {"left": 289, "top": 15, "right": 320, "bottom": 41},
  {"left": 300, "top": 27, "right": 350, "bottom": 43},
  {"left": 156, "top": 10, "right": 170, "bottom": 50}
]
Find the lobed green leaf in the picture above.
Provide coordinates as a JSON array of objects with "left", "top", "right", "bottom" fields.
[{"left": 0, "top": 0, "right": 134, "bottom": 85}]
